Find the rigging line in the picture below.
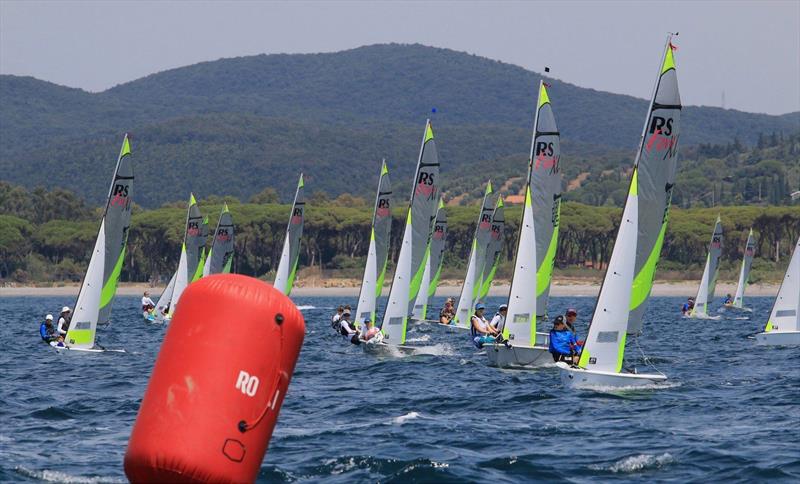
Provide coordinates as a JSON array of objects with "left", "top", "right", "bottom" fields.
[{"left": 633, "top": 335, "right": 666, "bottom": 377}]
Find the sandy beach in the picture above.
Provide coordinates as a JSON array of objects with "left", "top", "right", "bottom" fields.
[{"left": 0, "top": 280, "right": 780, "bottom": 298}]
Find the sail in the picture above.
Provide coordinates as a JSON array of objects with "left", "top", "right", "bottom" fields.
[
  {"left": 184, "top": 194, "right": 206, "bottom": 286},
  {"left": 66, "top": 135, "right": 133, "bottom": 348},
  {"left": 203, "top": 204, "right": 235, "bottom": 276},
  {"left": 155, "top": 271, "right": 177, "bottom": 316},
  {"left": 382, "top": 120, "right": 440, "bottom": 345},
  {"left": 192, "top": 215, "right": 210, "bottom": 282},
  {"left": 577, "top": 37, "right": 680, "bottom": 372},
  {"left": 627, "top": 40, "right": 682, "bottom": 334},
  {"left": 413, "top": 199, "right": 447, "bottom": 320},
  {"left": 479, "top": 196, "right": 505, "bottom": 300},
  {"left": 454, "top": 182, "right": 497, "bottom": 327},
  {"left": 763, "top": 237, "right": 800, "bottom": 333},
  {"left": 577, "top": 170, "right": 640, "bottom": 372},
  {"left": 692, "top": 216, "right": 723, "bottom": 317},
  {"left": 528, "top": 82, "right": 563, "bottom": 319},
  {"left": 355, "top": 162, "right": 393, "bottom": 326},
  {"left": 274, "top": 174, "right": 305, "bottom": 295},
  {"left": 503, "top": 81, "right": 560, "bottom": 343},
  {"left": 170, "top": 247, "right": 190, "bottom": 314},
  {"left": 733, "top": 228, "right": 756, "bottom": 308}
]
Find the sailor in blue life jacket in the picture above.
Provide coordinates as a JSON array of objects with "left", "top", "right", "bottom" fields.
[
  {"left": 39, "top": 314, "right": 56, "bottom": 343},
  {"left": 681, "top": 297, "right": 695, "bottom": 316},
  {"left": 470, "top": 303, "right": 510, "bottom": 349},
  {"left": 548, "top": 315, "right": 581, "bottom": 364},
  {"left": 724, "top": 293, "right": 733, "bottom": 306}
]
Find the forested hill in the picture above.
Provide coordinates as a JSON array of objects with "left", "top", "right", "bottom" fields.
[{"left": 1, "top": 43, "right": 798, "bottom": 206}]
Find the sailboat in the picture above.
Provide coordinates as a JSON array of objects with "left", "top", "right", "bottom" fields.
[
  {"left": 354, "top": 161, "right": 393, "bottom": 327},
  {"left": 411, "top": 199, "right": 448, "bottom": 323},
  {"left": 193, "top": 215, "right": 210, "bottom": 282},
  {"left": 478, "top": 196, "right": 505, "bottom": 301},
  {"left": 726, "top": 228, "right": 755, "bottom": 312},
  {"left": 153, "top": 194, "right": 207, "bottom": 322},
  {"left": 273, "top": 174, "right": 305, "bottom": 296},
  {"left": 487, "top": 79, "right": 562, "bottom": 368},
  {"left": 202, "top": 203, "right": 235, "bottom": 276},
  {"left": 62, "top": 135, "right": 133, "bottom": 352},
  {"left": 756, "top": 236, "right": 799, "bottom": 345},
  {"left": 453, "top": 182, "right": 498, "bottom": 329},
  {"left": 558, "top": 35, "right": 681, "bottom": 388},
  {"left": 371, "top": 120, "right": 440, "bottom": 351},
  {"left": 689, "top": 216, "right": 723, "bottom": 319}
]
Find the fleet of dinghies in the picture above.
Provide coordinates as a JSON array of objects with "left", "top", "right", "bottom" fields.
[{"left": 46, "top": 36, "right": 799, "bottom": 381}]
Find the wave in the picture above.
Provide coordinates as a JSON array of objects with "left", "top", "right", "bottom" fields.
[
  {"left": 296, "top": 305, "right": 316, "bottom": 311},
  {"left": 590, "top": 453, "right": 674, "bottom": 473},
  {"left": 392, "top": 411, "right": 422, "bottom": 425},
  {"left": 15, "top": 467, "right": 125, "bottom": 483}
]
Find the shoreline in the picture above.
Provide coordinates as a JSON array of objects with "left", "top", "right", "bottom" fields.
[{"left": 0, "top": 281, "right": 780, "bottom": 298}]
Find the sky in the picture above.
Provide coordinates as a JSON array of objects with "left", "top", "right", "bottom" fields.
[{"left": 1, "top": 0, "right": 798, "bottom": 115}]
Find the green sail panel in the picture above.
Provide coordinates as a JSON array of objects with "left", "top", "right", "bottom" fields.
[
  {"left": 627, "top": 41, "right": 682, "bottom": 334},
  {"left": 382, "top": 120, "right": 440, "bottom": 345},
  {"left": 479, "top": 197, "right": 505, "bottom": 300},
  {"left": 66, "top": 135, "right": 133, "bottom": 348},
  {"left": 355, "top": 162, "right": 392, "bottom": 326},
  {"left": 529, "top": 83, "right": 562, "bottom": 319},
  {"left": 204, "top": 204, "right": 235, "bottom": 276},
  {"left": 733, "top": 229, "right": 756, "bottom": 308},
  {"left": 274, "top": 174, "right": 305, "bottom": 295}
]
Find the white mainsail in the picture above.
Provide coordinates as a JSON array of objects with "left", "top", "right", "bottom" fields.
[
  {"left": 758, "top": 237, "right": 800, "bottom": 342},
  {"left": 732, "top": 228, "right": 756, "bottom": 309},
  {"left": 691, "top": 216, "right": 723, "bottom": 318}
]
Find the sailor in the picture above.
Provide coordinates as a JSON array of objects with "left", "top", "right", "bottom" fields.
[
  {"left": 141, "top": 291, "right": 155, "bottom": 311},
  {"left": 439, "top": 298, "right": 455, "bottom": 325},
  {"left": 565, "top": 308, "right": 578, "bottom": 334},
  {"left": 724, "top": 293, "right": 733, "bottom": 306},
  {"left": 681, "top": 297, "right": 695, "bottom": 315},
  {"left": 361, "top": 319, "right": 381, "bottom": 342},
  {"left": 57, "top": 307, "right": 71, "bottom": 337},
  {"left": 331, "top": 305, "right": 344, "bottom": 325},
  {"left": 548, "top": 315, "right": 581, "bottom": 364},
  {"left": 470, "top": 303, "right": 508, "bottom": 349},
  {"left": 490, "top": 304, "right": 508, "bottom": 333},
  {"left": 339, "top": 311, "right": 356, "bottom": 336},
  {"left": 39, "top": 314, "right": 56, "bottom": 343}
]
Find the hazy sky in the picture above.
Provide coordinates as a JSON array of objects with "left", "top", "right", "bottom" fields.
[{"left": 1, "top": 0, "right": 798, "bottom": 115}]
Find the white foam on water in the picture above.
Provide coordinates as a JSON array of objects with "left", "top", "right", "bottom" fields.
[
  {"left": 15, "top": 467, "right": 125, "bottom": 483},
  {"left": 411, "top": 343, "right": 454, "bottom": 356},
  {"left": 578, "top": 380, "right": 682, "bottom": 393},
  {"left": 405, "top": 334, "right": 430, "bottom": 343},
  {"left": 296, "top": 305, "right": 316, "bottom": 310},
  {"left": 591, "top": 453, "right": 674, "bottom": 473},
  {"left": 392, "top": 411, "right": 422, "bottom": 425}
]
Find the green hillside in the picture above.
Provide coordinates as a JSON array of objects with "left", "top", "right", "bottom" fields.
[{"left": 1, "top": 43, "right": 798, "bottom": 206}]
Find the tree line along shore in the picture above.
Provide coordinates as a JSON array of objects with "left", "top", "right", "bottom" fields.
[{"left": 1, "top": 182, "right": 797, "bottom": 286}]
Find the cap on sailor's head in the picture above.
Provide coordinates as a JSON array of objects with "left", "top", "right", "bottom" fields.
[
  {"left": 46, "top": 314, "right": 53, "bottom": 321},
  {"left": 554, "top": 315, "right": 565, "bottom": 325},
  {"left": 475, "top": 303, "right": 486, "bottom": 311},
  {"left": 566, "top": 308, "right": 577, "bottom": 316},
  {"left": 343, "top": 311, "right": 351, "bottom": 317},
  {"left": 688, "top": 297, "right": 694, "bottom": 301},
  {"left": 61, "top": 306, "right": 71, "bottom": 313},
  {"left": 499, "top": 304, "right": 508, "bottom": 311}
]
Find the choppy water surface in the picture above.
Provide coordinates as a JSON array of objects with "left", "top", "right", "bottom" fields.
[{"left": 1, "top": 295, "right": 798, "bottom": 483}]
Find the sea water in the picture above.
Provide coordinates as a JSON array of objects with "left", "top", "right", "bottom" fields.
[{"left": 1, "top": 295, "right": 798, "bottom": 482}]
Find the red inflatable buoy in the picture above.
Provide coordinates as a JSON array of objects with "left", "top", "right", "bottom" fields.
[{"left": 124, "top": 274, "right": 305, "bottom": 483}]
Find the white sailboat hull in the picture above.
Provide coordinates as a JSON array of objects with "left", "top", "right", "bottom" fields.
[
  {"left": 755, "top": 331, "right": 800, "bottom": 346},
  {"left": 556, "top": 362, "right": 667, "bottom": 389},
  {"left": 486, "top": 344, "right": 551, "bottom": 368}
]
